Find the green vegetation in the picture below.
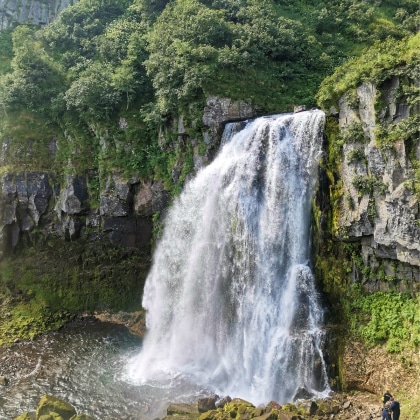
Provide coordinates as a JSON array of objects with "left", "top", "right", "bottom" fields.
[
  {"left": 0, "top": 0, "right": 419, "bottom": 398},
  {"left": 0, "top": 238, "right": 149, "bottom": 346},
  {"left": 316, "top": 33, "right": 420, "bottom": 110},
  {"left": 349, "top": 289, "right": 420, "bottom": 353},
  {"left": 0, "top": 0, "right": 418, "bottom": 190}
]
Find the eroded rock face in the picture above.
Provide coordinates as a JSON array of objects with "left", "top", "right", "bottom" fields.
[
  {"left": 0, "top": 0, "right": 76, "bottom": 28},
  {"left": 202, "top": 96, "right": 255, "bottom": 135},
  {"left": 337, "top": 79, "right": 420, "bottom": 286},
  {"left": 0, "top": 96, "right": 251, "bottom": 257},
  {"left": 0, "top": 171, "right": 155, "bottom": 256},
  {"left": 0, "top": 172, "right": 53, "bottom": 256}
]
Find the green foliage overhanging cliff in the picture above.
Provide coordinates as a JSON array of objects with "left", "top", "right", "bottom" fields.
[{"left": 0, "top": 0, "right": 418, "bottom": 187}]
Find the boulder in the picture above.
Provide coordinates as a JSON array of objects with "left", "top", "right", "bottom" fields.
[
  {"left": 167, "top": 403, "right": 199, "bottom": 416},
  {"left": 38, "top": 414, "right": 65, "bottom": 420},
  {"left": 35, "top": 395, "right": 77, "bottom": 420},
  {"left": 13, "top": 413, "right": 34, "bottom": 420},
  {"left": 198, "top": 396, "right": 218, "bottom": 412},
  {"left": 267, "top": 401, "right": 281, "bottom": 410},
  {"left": 216, "top": 396, "right": 232, "bottom": 408},
  {"left": 253, "top": 412, "right": 278, "bottom": 420},
  {"left": 293, "top": 386, "right": 313, "bottom": 401}
]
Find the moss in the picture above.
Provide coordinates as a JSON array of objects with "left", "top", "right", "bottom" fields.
[
  {"left": 0, "top": 238, "right": 149, "bottom": 346},
  {"left": 36, "top": 395, "right": 76, "bottom": 420}
]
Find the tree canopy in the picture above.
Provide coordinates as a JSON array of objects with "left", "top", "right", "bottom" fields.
[{"left": 0, "top": 0, "right": 418, "bottom": 183}]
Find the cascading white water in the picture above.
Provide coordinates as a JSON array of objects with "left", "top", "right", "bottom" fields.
[{"left": 127, "top": 110, "right": 329, "bottom": 405}]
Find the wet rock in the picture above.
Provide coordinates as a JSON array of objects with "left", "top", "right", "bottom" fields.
[
  {"left": 293, "top": 386, "right": 313, "bottom": 401},
  {"left": 167, "top": 403, "right": 199, "bottom": 416},
  {"left": 94, "top": 310, "right": 146, "bottom": 337},
  {"left": 102, "top": 216, "right": 152, "bottom": 249},
  {"left": 0, "top": 375, "right": 8, "bottom": 385},
  {"left": 13, "top": 413, "right": 34, "bottom": 420},
  {"left": 216, "top": 395, "right": 232, "bottom": 408},
  {"left": 198, "top": 395, "right": 218, "bottom": 412},
  {"left": 267, "top": 401, "right": 281, "bottom": 410},
  {"left": 36, "top": 395, "right": 77, "bottom": 420}
]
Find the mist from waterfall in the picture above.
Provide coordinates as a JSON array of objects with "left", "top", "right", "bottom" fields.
[{"left": 126, "top": 110, "right": 329, "bottom": 404}]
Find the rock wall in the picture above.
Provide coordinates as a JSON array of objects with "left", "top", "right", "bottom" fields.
[
  {"left": 0, "top": 96, "right": 255, "bottom": 259},
  {"left": 0, "top": 171, "right": 165, "bottom": 258},
  {"left": 322, "top": 74, "right": 420, "bottom": 398},
  {"left": 336, "top": 77, "right": 420, "bottom": 290},
  {"left": 0, "top": 0, "right": 75, "bottom": 28}
]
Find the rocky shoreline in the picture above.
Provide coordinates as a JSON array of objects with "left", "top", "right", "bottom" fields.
[
  {"left": 9, "top": 391, "right": 384, "bottom": 420},
  {"left": 0, "top": 317, "right": 384, "bottom": 420}
]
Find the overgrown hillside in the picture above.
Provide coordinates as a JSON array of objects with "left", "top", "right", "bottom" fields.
[{"left": 0, "top": 0, "right": 418, "bottom": 189}]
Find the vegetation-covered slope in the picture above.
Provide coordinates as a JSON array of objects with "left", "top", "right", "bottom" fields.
[
  {"left": 0, "top": 1, "right": 419, "bottom": 413},
  {"left": 0, "top": 0, "right": 418, "bottom": 188}
]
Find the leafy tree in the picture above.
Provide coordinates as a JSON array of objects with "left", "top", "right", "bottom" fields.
[
  {"left": 145, "top": 0, "right": 231, "bottom": 114},
  {"left": 0, "top": 26, "right": 65, "bottom": 115},
  {"left": 40, "top": 0, "right": 129, "bottom": 69},
  {"left": 64, "top": 62, "right": 121, "bottom": 121}
]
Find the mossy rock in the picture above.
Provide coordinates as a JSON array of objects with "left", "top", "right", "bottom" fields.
[
  {"left": 278, "top": 404, "right": 299, "bottom": 416},
  {"left": 253, "top": 412, "right": 278, "bottom": 420},
  {"left": 13, "top": 413, "right": 34, "bottom": 420},
  {"left": 35, "top": 395, "right": 77, "bottom": 420},
  {"left": 222, "top": 400, "right": 255, "bottom": 419},
  {"left": 167, "top": 403, "right": 199, "bottom": 416},
  {"left": 70, "top": 415, "right": 95, "bottom": 420},
  {"left": 38, "top": 413, "right": 65, "bottom": 420}
]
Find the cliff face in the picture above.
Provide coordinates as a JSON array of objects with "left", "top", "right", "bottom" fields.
[
  {"left": 0, "top": 96, "right": 254, "bottom": 259},
  {"left": 337, "top": 78, "right": 419, "bottom": 288},
  {"left": 322, "top": 74, "right": 420, "bottom": 399},
  {"left": 0, "top": 0, "right": 75, "bottom": 28},
  {"left": 0, "top": 97, "right": 255, "bottom": 340}
]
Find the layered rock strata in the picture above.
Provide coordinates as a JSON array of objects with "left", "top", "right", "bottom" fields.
[{"left": 337, "top": 78, "right": 420, "bottom": 289}]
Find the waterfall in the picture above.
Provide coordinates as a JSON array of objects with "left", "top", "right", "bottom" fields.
[{"left": 127, "top": 110, "right": 329, "bottom": 404}]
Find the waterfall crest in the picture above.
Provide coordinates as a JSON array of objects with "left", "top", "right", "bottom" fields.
[{"left": 127, "top": 110, "right": 329, "bottom": 404}]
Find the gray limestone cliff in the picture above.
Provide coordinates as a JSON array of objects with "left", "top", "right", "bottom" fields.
[
  {"left": 0, "top": 0, "right": 77, "bottom": 29},
  {"left": 335, "top": 77, "right": 420, "bottom": 289},
  {"left": 0, "top": 0, "right": 75, "bottom": 28}
]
